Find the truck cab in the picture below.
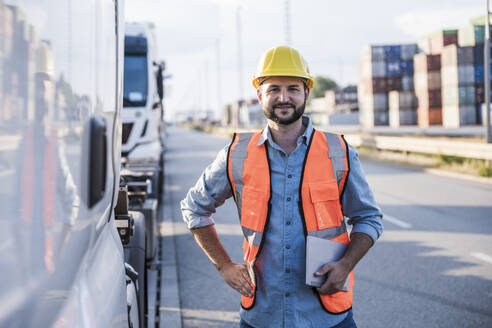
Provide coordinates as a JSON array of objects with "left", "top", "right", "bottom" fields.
[
  {"left": 0, "top": 1, "right": 143, "bottom": 327},
  {"left": 122, "top": 22, "right": 165, "bottom": 164}
]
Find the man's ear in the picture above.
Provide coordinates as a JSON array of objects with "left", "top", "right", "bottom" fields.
[
  {"left": 257, "top": 87, "right": 263, "bottom": 103},
  {"left": 304, "top": 87, "right": 310, "bottom": 100}
]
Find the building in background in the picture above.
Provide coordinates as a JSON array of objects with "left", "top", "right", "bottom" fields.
[
  {"left": 306, "top": 85, "right": 359, "bottom": 126},
  {"left": 222, "top": 98, "right": 264, "bottom": 128}
]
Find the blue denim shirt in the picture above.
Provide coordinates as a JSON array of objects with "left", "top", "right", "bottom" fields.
[{"left": 181, "top": 116, "right": 383, "bottom": 328}]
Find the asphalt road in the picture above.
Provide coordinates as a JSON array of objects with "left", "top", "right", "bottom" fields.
[{"left": 160, "top": 126, "right": 492, "bottom": 328}]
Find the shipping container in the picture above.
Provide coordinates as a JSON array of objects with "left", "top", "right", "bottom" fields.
[
  {"left": 441, "top": 65, "right": 475, "bottom": 86},
  {"left": 362, "top": 45, "right": 386, "bottom": 61},
  {"left": 417, "top": 107, "right": 442, "bottom": 127},
  {"left": 400, "top": 44, "right": 419, "bottom": 60},
  {"left": 442, "top": 85, "right": 476, "bottom": 106},
  {"left": 400, "top": 60, "right": 414, "bottom": 75},
  {"left": 360, "top": 59, "right": 386, "bottom": 78},
  {"left": 414, "top": 71, "right": 441, "bottom": 91},
  {"left": 386, "top": 77, "right": 402, "bottom": 91},
  {"left": 474, "top": 83, "right": 492, "bottom": 103},
  {"left": 359, "top": 77, "right": 386, "bottom": 94},
  {"left": 360, "top": 93, "right": 388, "bottom": 111},
  {"left": 402, "top": 76, "right": 414, "bottom": 91},
  {"left": 473, "top": 65, "right": 492, "bottom": 83},
  {"left": 389, "top": 91, "right": 417, "bottom": 110},
  {"left": 390, "top": 108, "right": 417, "bottom": 127},
  {"left": 386, "top": 60, "right": 401, "bottom": 77},
  {"left": 416, "top": 89, "right": 442, "bottom": 108},
  {"left": 442, "top": 105, "right": 477, "bottom": 127},
  {"left": 472, "top": 45, "right": 492, "bottom": 65},
  {"left": 413, "top": 53, "right": 441, "bottom": 71},
  {"left": 384, "top": 45, "right": 401, "bottom": 60},
  {"left": 360, "top": 107, "right": 389, "bottom": 127},
  {"left": 428, "top": 29, "right": 458, "bottom": 54},
  {"left": 458, "top": 14, "right": 492, "bottom": 47},
  {"left": 441, "top": 44, "right": 474, "bottom": 66}
]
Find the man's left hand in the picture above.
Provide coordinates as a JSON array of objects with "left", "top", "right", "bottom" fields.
[{"left": 314, "top": 261, "right": 350, "bottom": 294}]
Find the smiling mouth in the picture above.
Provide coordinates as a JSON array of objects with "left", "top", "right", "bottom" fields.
[{"left": 273, "top": 104, "right": 295, "bottom": 110}]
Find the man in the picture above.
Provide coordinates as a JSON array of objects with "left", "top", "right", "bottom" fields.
[{"left": 181, "top": 46, "right": 383, "bottom": 328}]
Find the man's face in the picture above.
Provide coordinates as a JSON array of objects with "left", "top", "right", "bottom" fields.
[{"left": 257, "top": 76, "right": 310, "bottom": 125}]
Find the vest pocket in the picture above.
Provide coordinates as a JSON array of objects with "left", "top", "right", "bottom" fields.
[
  {"left": 309, "top": 181, "right": 342, "bottom": 229},
  {"left": 241, "top": 185, "right": 268, "bottom": 232}
]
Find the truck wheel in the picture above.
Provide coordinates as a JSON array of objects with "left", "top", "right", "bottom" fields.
[{"left": 124, "top": 211, "right": 147, "bottom": 327}]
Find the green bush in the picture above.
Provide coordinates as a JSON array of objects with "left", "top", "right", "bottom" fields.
[
  {"left": 479, "top": 166, "right": 492, "bottom": 177},
  {"left": 439, "top": 154, "right": 465, "bottom": 164}
]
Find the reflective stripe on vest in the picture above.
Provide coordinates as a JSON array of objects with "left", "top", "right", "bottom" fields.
[
  {"left": 227, "top": 132, "right": 271, "bottom": 309},
  {"left": 227, "top": 129, "right": 353, "bottom": 313}
]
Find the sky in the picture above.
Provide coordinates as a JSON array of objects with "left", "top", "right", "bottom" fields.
[{"left": 125, "top": 0, "right": 486, "bottom": 121}]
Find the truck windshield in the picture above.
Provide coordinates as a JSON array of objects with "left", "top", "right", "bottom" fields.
[{"left": 124, "top": 55, "right": 148, "bottom": 107}]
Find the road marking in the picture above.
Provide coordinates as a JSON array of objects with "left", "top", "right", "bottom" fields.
[
  {"left": 383, "top": 213, "right": 412, "bottom": 229},
  {"left": 160, "top": 307, "right": 240, "bottom": 323},
  {"left": 470, "top": 252, "right": 492, "bottom": 264}
]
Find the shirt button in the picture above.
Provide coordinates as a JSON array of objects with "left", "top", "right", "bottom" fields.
[
  {"left": 285, "top": 268, "right": 291, "bottom": 273},
  {"left": 286, "top": 245, "right": 291, "bottom": 249},
  {"left": 286, "top": 197, "right": 291, "bottom": 201},
  {"left": 286, "top": 221, "right": 291, "bottom": 225},
  {"left": 285, "top": 292, "right": 290, "bottom": 297},
  {"left": 288, "top": 174, "right": 292, "bottom": 178}
]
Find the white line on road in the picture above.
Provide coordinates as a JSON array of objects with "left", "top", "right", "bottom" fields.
[
  {"left": 470, "top": 252, "right": 492, "bottom": 264},
  {"left": 383, "top": 213, "right": 412, "bottom": 229}
]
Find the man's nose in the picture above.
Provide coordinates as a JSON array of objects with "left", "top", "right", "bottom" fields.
[{"left": 279, "top": 88, "right": 289, "bottom": 102}]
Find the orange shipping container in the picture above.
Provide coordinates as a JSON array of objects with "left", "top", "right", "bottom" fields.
[{"left": 418, "top": 107, "right": 442, "bottom": 127}]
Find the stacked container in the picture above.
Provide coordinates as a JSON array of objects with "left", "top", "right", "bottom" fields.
[
  {"left": 459, "top": 15, "right": 492, "bottom": 124},
  {"left": 441, "top": 44, "right": 476, "bottom": 127},
  {"left": 413, "top": 53, "right": 442, "bottom": 126},
  {"left": 419, "top": 29, "right": 458, "bottom": 55},
  {"left": 358, "top": 44, "right": 418, "bottom": 127},
  {"left": 458, "top": 15, "right": 492, "bottom": 47},
  {"left": 358, "top": 45, "right": 388, "bottom": 127},
  {"left": 388, "top": 91, "right": 417, "bottom": 127},
  {"left": 471, "top": 45, "right": 492, "bottom": 124}
]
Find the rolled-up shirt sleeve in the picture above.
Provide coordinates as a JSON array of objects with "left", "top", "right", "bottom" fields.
[
  {"left": 342, "top": 145, "right": 384, "bottom": 243},
  {"left": 180, "top": 145, "right": 233, "bottom": 229}
]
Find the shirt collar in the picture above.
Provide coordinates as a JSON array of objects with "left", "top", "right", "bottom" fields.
[{"left": 257, "top": 115, "right": 314, "bottom": 146}]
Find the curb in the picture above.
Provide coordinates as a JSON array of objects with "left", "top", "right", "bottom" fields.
[
  {"left": 158, "top": 186, "right": 183, "bottom": 328},
  {"left": 423, "top": 168, "right": 492, "bottom": 185}
]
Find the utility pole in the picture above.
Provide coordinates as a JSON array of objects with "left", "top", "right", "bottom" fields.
[
  {"left": 216, "top": 39, "right": 222, "bottom": 121},
  {"left": 486, "top": 0, "right": 492, "bottom": 143},
  {"left": 204, "top": 58, "right": 209, "bottom": 115},
  {"left": 284, "top": 0, "right": 292, "bottom": 45},
  {"left": 236, "top": 6, "right": 244, "bottom": 103}
]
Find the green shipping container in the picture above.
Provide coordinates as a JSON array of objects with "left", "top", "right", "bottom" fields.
[{"left": 458, "top": 24, "right": 492, "bottom": 46}]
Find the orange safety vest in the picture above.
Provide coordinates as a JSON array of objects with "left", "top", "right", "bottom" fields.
[{"left": 226, "top": 129, "right": 353, "bottom": 314}]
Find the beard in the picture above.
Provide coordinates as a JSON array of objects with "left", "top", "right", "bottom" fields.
[{"left": 263, "top": 98, "right": 306, "bottom": 125}]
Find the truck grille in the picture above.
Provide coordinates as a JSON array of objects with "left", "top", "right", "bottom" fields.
[{"left": 122, "top": 123, "right": 133, "bottom": 144}]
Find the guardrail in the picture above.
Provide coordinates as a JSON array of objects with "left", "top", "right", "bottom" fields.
[
  {"left": 343, "top": 134, "right": 492, "bottom": 161},
  {"left": 182, "top": 124, "right": 492, "bottom": 162}
]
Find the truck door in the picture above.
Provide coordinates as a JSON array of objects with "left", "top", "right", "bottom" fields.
[{"left": 0, "top": 0, "right": 128, "bottom": 327}]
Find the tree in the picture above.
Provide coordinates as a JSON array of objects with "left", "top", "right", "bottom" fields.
[{"left": 310, "top": 76, "right": 338, "bottom": 99}]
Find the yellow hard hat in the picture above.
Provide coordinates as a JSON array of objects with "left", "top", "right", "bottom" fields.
[{"left": 252, "top": 46, "right": 314, "bottom": 90}]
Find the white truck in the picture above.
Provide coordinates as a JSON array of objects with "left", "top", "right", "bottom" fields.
[
  {"left": 122, "top": 22, "right": 165, "bottom": 165},
  {"left": 120, "top": 22, "right": 167, "bottom": 326},
  {"left": 0, "top": 1, "right": 149, "bottom": 327}
]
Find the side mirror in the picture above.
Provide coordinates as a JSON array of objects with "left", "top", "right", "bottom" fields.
[{"left": 157, "top": 65, "right": 164, "bottom": 101}]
